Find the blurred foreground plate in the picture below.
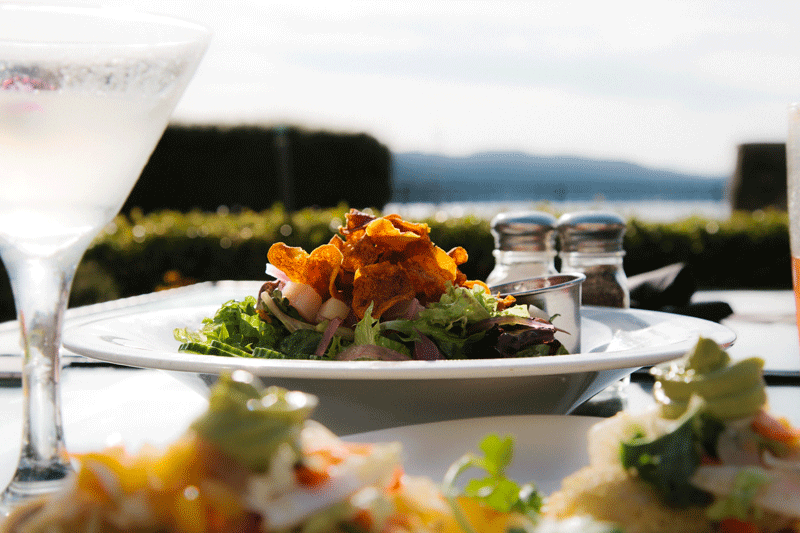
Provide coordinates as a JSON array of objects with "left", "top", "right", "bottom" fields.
[
  {"left": 63, "top": 304, "right": 735, "bottom": 434},
  {"left": 343, "top": 414, "right": 599, "bottom": 496}
]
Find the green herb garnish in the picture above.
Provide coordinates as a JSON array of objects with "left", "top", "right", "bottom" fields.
[{"left": 443, "top": 434, "right": 542, "bottom": 533}]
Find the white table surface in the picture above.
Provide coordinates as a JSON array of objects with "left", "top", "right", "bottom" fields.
[
  {"left": 0, "top": 367, "right": 206, "bottom": 492},
  {"left": 692, "top": 289, "right": 799, "bottom": 373}
]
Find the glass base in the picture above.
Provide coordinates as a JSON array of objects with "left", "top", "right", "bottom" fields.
[{"left": 0, "top": 462, "right": 71, "bottom": 516}]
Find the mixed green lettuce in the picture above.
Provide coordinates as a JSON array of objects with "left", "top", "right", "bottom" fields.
[
  {"left": 174, "top": 296, "right": 286, "bottom": 356},
  {"left": 175, "top": 283, "right": 565, "bottom": 361}
]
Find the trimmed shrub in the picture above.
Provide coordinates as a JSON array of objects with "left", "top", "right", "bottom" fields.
[{"left": 0, "top": 206, "right": 789, "bottom": 322}]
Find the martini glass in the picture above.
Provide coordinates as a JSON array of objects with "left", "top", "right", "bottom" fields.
[{"left": 0, "top": 4, "right": 210, "bottom": 511}]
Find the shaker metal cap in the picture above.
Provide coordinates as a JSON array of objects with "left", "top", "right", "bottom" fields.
[
  {"left": 490, "top": 211, "right": 557, "bottom": 251},
  {"left": 556, "top": 211, "right": 627, "bottom": 253}
]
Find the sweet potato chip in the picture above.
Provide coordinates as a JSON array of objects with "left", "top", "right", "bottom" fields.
[
  {"left": 340, "top": 236, "right": 380, "bottom": 273},
  {"left": 352, "top": 262, "right": 415, "bottom": 319},
  {"left": 493, "top": 291, "right": 517, "bottom": 311},
  {"left": 365, "top": 217, "right": 423, "bottom": 252},
  {"left": 464, "top": 279, "right": 491, "bottom": 294},
  {"left": 268, "top": 210, "right": 490, "bottom": 320},
  {"left": 340, "top": 209, "right": 376, "bottom": 236},
  {"left": 328, "top": 234, "right": 346, "bottom": 251},
  {"left": 398, "top": 245, "right": 459, "bottom": 303},
  {"left": 447, "top": 246, "right": 468, "bottom": 266},
  {"left": 304, "top": 244, "right": 343, "bottom": 298},
  {"left": 401, "top": 266, "right": 446, "bottom": 303},
  {"left": 432, "top": 245, "right": 458, "bottom": 278},
  {"left": 268, "top": 242, "right": 342, "bottom": 298},
  {"left": 268, "top": 243, "right": 311, "bottom": 285},
  {"left": 383, "top": 213, "right": 430, "bottom": 237}
]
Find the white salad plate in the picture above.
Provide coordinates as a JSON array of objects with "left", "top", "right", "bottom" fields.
[
  {"left": 343, "top": 414, "right": 598, "bottom": 496},
  {"left": 63, "top": 304, "right": 735, "bottom": 434}
]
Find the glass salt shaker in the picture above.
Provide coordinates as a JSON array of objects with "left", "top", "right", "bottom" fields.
[
  {"left": 485, "top": 211, "right": 558, "bottom": 286},
  {"left": 556, "top": 211, "right": 630, "bottom": 308}
]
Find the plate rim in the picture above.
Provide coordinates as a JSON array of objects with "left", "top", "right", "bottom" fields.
[
  {"left": 341, "top": 413, "right": 601, "bottom": 494},
  {"left": 343, "top": 412, "right": 603, "bottom": 439},
  {"left": 63, "top": 304, "right": 736, "bottom": 380}
]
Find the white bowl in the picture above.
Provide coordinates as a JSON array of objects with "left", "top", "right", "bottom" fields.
[{"left": 63, "top": 302, "right": 736, "bottom": 434}]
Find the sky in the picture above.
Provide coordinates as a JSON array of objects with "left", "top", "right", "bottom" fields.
[{"left": 61, "top": 1, "right": 800, "bottom": 177}]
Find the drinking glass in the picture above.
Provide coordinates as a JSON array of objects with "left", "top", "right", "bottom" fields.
[
  {"left": 0, "top": 4, "right": 210, "bottom": 511},
  {"left": 789, "top": 103, "right": 800, "bottom": 347}
]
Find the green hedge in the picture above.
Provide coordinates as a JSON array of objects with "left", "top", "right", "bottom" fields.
[
  {"left": 623, "top": 209, "right": 790, "bottom": 289},
  {"left": 0, "top": 205, "right": 791, "bottom": 322}
]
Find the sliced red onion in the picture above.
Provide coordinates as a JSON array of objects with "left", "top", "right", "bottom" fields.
[
  {"left": 335, "top": 345, "right": 411, "bottom": 361},
  {"left": 315, "top": 317, "right": 343, "bottom": 357}
]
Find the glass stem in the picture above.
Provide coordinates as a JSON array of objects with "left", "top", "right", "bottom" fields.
[{"left": 1, "top": 250, "right": 81, "bottom": 509}]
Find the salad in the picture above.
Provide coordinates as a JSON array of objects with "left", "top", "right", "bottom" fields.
[
  {"left": 175, "top": 209, "right": 567, "bottom": 361},
  {"left": 9, "top": 338, "right": 789, "bottom": 533},
  {"left": 0, "top": 371, "right": 617, "bottom": 533},
  {"left": 543, "top": 337, "right": 800, "bottom": 533}
]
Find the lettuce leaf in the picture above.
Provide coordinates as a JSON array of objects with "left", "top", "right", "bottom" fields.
[
  {"left": 178, "top": 284, "right": 551, "bottom": 361},
  {"left": 381, "top": 284, "right": 544, "bottom": 359},
  {"left": 353, "top": 303, "right": 412, "bottom": 357},
  {"left": 278, "top": 329, "right": 325, "bottom": 359},
  {"left": 174, "top": 296, "right": 286, "bottom": 354},
  {"left": 417, "top": 283, "right": 528, "bottom": 332}
]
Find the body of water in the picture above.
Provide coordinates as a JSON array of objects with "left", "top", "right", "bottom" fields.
[{"left": 383, "top": 199, "right": 732, "bottom": 223}]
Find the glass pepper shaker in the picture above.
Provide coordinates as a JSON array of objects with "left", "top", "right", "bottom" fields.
[
  {"left": 485, "top": 211, "right": 558, "bottom": 286},
  {"left": 556, "top": 211, "right": 630, "bottom": 308}
]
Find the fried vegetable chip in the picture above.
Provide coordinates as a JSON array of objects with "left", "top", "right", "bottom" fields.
[
  {"left": 382, "top": 213, "right": 430, "bottom": 237},
  {"left": 397, "top": 244, "right": 458, "bottom": 303},
  {"left": 352, "top": 262, "right": 416, "bottom": 319},
  {"left": 269, "top": 209, "right": 489, "bottom": 320},
  {"left": 304, "top": 244, "right": 343, "bottom": 298},
  {"left": 340, "top": 209, "right": 375, "bottom": 237},
  {"left": 340, "top": 236, "right": 380, "bottom": 273},
  {"left": 267, "top": 242, "right": 342, "bottom": 298},
  {"left": 267, "top": 243, "right": 309, "bottom": 284},
  {"left": 448, "top": 246, "right": 468, "bottom": 266},
  {"left": 365, "top": 217, "right": 423, "bottom": 252}
]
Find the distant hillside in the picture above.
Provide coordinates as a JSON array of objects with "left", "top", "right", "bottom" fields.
[{"left": 390, "top": 151, "right": 726, "bottom": 203}]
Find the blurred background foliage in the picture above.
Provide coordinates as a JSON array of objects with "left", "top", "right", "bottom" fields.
[
  {"left": 0, "top": 204, "right": 786, "bottom": 322},
  {"left": 0, "top": 125, "right": 790, "bottom": 321},
  {"left": 0, "top": 204, "right": 789, "bottom": 321}
]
